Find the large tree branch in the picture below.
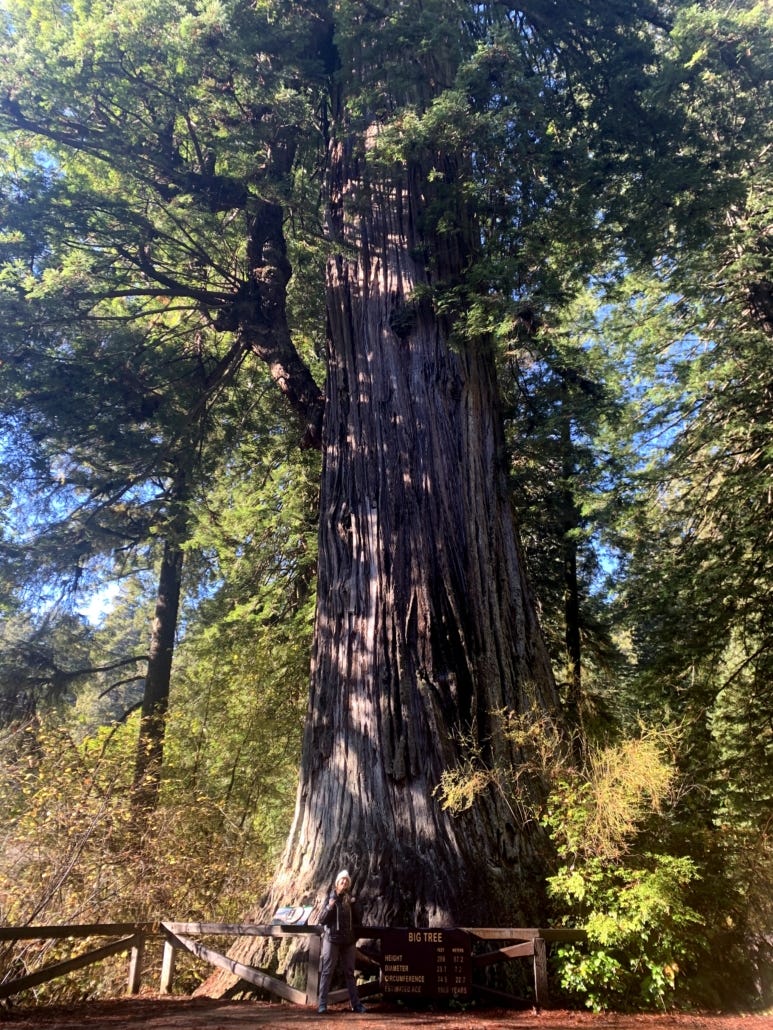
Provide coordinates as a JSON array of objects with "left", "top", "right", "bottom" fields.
[
  {"left": 246, "top": 323, "right": 325, "bottom": 450},
  {"left": 217, "top": 199, "right": 326, "bottom": 448}
]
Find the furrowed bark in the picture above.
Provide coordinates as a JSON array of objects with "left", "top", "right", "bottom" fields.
[
  {"left": 280, "top": 134, "right": 558, "bottom": 922},
  {"left": 217, "top": 198, "right": 325, "bottom": 448},
  {"left": 200, "top": 115, "right": 560, "bottom": 997}
]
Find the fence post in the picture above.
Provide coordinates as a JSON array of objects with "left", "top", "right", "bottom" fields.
[
  {"left": 127, "top": 934, "right": 145, "bottom": 995},
  {"left": 160, "top": 937, "right": 177, "bottom": 994},
  {"left": 532, "top": 935, "right": 548, "bottom": 1009},
  {"left": 306, "top": 933, "right": 321, "bottom": 1006}
]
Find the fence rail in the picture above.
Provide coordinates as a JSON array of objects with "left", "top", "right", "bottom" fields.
[{"left": 0, "top": 921, "right": 586, "bottom": 1008}]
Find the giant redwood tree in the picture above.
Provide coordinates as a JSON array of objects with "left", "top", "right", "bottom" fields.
[
  {"left": 3, "top": 0, "right": 755, "bottom": 968},
  {"left": 242, "top": 0, "right": 678, "bottom": 933}
]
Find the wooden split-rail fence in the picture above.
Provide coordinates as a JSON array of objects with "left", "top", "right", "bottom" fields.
[{"left": 0, "top": 921, "right": 586, "bottom": 1010}]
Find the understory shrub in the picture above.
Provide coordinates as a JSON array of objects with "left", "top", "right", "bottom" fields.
[{"left": 0, "top": 717, "right": 293, "bottom": 1000}]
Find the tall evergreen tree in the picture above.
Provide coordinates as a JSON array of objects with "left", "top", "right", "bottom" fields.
[
  {"left": 502, "top": 297, "right": 625, "bottom": 735},
  {"left": 576, "top": 1, "right": 773, "bottom": 996},
  {"left": 0, "top": 304, "right": 241, "bottom": 807}
]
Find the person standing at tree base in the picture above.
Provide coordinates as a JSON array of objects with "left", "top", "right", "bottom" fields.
[{"left": 317, "top": 869, "right": 366, "bottom": 1014}]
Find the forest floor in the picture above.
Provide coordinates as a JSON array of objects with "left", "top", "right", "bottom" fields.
[{"left": 1, "top": 997, "right": 771, "bottom": 1030}]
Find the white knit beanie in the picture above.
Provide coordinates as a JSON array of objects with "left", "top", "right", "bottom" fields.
[{"left": 335, "top": 869, "right": 351, "bottom": 883}]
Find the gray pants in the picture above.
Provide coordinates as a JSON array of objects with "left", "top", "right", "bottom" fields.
[{"left": 318, "top": 936, "right": 360, "bottom": 1009}]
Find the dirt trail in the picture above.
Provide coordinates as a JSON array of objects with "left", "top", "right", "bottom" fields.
[{"left": 1, "top": 997, "right": 771, "bottom": 1030}]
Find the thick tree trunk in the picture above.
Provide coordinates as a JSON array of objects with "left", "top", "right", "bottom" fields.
[
  {"left": 201, "top": 119, "right": 560, "bottom": 995},
  {"left": 282, "top": 139, "right": 558, "bottom": 924}
]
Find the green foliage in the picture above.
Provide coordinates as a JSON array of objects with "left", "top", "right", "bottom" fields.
[
  {"left": 501, "top": 289, "right": 629, "bottom": 715},
  {"left": 569, "top": 5, "right": 773, "bottom": 994},
  {"left": 0, "top": 341, "right": 316, "bottom": 993},
  {"left": 590, "top": 33, "right": 772, "bottom": 974},
  {"left": 436, "top": 717, "right": 711, "bottom": 1011},
  {"left": 540, "top": 734, "right": 702, "bottom": 1011},
  {"left": 549, "top": 853, "right": 701, "bottom": 1012}
]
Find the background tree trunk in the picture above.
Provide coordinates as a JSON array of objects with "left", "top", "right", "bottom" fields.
[
  {"left": 559, "top": 389, "right": 583, "bottom": 730},
  {"left": 131, "top": 466, "right": 188, "bottom": 812}
]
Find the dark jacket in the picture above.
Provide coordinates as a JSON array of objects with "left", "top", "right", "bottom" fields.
[{"left": 320, "top": 891, "right": 362, "bottom": 945}]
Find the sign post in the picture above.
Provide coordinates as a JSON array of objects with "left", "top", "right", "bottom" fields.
[{"left": 380, "top": 928, "right": 472, "bottom": 999}]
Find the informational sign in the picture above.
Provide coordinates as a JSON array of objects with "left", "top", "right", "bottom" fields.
[
  {"left": 380, "top": 928, "right": 472, "bottom": 998},
  {"left": 271, "top": 905, "right": 314, "bottom": 925}
]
